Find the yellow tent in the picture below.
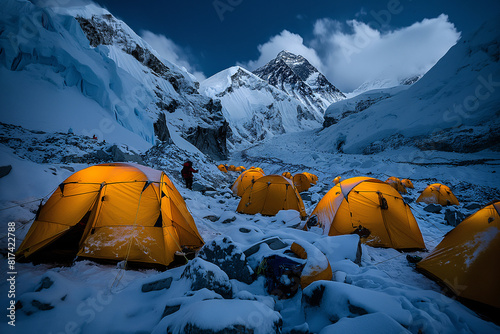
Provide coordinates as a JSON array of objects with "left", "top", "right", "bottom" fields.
[
  {"left": 227, "top": 165, "right": 236, "bottom": 172},
  {"left": 385, "top": 176, "right": 407, "bottom": 195},
  {"left": 303, "top": 172, "right": 318, "bottom": 185},
  {"left": 282, "top": 172, "right": 292, "bottom": 179},
  {"left": 237, "top": 175, "right": 306, "bottom": 219},
  {"left": 230, "top": 169, "right": 265, "bottom": 197},
  {"left": 293, "top": 173, "right": 313, "bottom": 193},
  {"left": 16, "top": 163, "right": 204, "bottom": 267},
  {"left": 333, "top": 176, "right": 341, "bottom": 185},
  {"left": 217, "top": 164, "right": 228, "bottom": 173},
  {"left": 305, "top": 176, "right": 425, "bottom": 250},
  {"left": 417, "top": 183, "right": 459, "bottom": 206},
  {"left": 417, "top": 201, "right": 500, "bottom": 309},
  {"left": 401, "top": 178, "right": 414, "bottom": 189},
  {"left": 249, "top": 166, "right": 264, "bottom": 174},
  {"left": 234, "top": 166, "right": 246, "bottom": 172}
]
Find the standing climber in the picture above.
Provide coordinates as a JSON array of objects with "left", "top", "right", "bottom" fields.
[{"left": 181, "top": 161, "right": 198, "bottom": 190}]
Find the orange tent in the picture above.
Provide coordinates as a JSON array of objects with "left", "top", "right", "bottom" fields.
[
  {"left": 227, "top": 165, "right": 236, "bottom": 172},
  {"left": 417, "top": 183, "right": 459, "bottom": 206},
  {"left": 249, "top": 166, "right": 264, "bottom": 174},
  {"left": 417, "top": 201, "right": 500, "bottom": 309},
  {"left": 230, "top": 169, "right": 265, "bottom": 197},
  {"left": 282, "top": 172, "right": 292, "bottom": 179},
  {"left": 305, "top": 177, "right": 425, "bottom": 250},
  {"left": 217, "top": 164, "right": 228, "bottom": 173},
  {"left": 234, "top": 166, "right": 246, "bottom": 172},
  {"left": 333, "top": 176, "right": 341, "bottom": 185},
  {"left": 237, "top": 175, "right": 306, "bottom": 219},
  {"left": 293, "top": 173, "right": 313, "bottom": 193},
  {"left": 385, "top": 176, "right": 407, "bottom": 194},
  {"left": 401, "top": 178, "right": 414, "bottom": 189},
  {"left": 16, "top": 163, "right": 204, "bottom": 267},
  {"left": 303, "top": 172, "right": 318, "bottom": 185}
]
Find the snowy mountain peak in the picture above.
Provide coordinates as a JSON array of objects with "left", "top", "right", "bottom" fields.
[
  {"left": 253, "top": 50, "right": 345, "bottom": 115},
  {"left": 201, "top": 65, "right": 322, "bottom": 150}
]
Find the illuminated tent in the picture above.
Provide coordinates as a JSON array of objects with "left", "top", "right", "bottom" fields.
[
  {"left": 417, "top": 201, "right": 500, "bottom": 309},
  {"left": 282, "top": 172, "right": 292, "bottom": 179},
  {"left": 401, "top": 178, "right": 414, "bottom": 189},
  {"left": 293, "top": 173, "right": 314, "bottom": 193},
  {"left": 385, "top": 176, "right": 407, "bottom": 195},
  {"left": 16, "top": 163, "right": 204, "bottom": 267},
  {"left": 305, "top": 177, "right": 425, "bottom": 250},
  {"left": 237, "top": 175, "right": 306, "bottom": 219},
  {"left": 417, "top": 183, "right": 459, "bottom": 206},
  {"left": 217, "top": 164, "right": 228, "bottom": 173},
  {"left": 230, "top": 169, "right": 265, "bottom": 197}
]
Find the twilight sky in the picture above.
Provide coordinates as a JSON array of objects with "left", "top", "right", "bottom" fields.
[{"left": 51, "top": 0, "right": 500, "bottom": 92}]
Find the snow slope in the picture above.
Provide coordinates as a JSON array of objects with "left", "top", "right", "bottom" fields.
[
  {"left": 0, "top": 0, "right": 228, "bottom": 159},
  {"left": 318, "top": 17, "right": 500, "bottom": 154},
  {"left": 201, "top": 66, "right": 322, "bottom": 150}
]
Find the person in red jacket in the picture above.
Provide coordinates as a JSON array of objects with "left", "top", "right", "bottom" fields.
[{"left": 181, "top": 161, "right": 198, "bottom": 190}]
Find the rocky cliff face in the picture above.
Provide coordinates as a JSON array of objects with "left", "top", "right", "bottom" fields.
[
  {"left": 72, "top": 12, "right": 228, "bottom": 159},
  {"left": 253, "top": 51, "right": 345, "bottom": 116}
]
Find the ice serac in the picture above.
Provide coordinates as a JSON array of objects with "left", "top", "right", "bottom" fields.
[
  {"left": 0, "top": 0, "right": 228, "bottom": 159},
  {"left": 318, "top": 16, "right": 500, "bottom": 154},
  {"left": 253, "top": 50, "right": 345, "bottom": 116},
  {"left": 200, "top": 66, "right": 322, "bottom": 150}
]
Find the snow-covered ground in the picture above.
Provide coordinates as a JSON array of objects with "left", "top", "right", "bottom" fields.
[{"left": 1, "top": 124, "right": 499, "bottom": 333}]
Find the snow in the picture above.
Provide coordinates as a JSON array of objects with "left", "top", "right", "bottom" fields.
[
  {"left": 319, "top": 17, "right": 500, "bottom": 154},
  {"left": 1, "top": 1, "right": 499, "bottom": 333}
]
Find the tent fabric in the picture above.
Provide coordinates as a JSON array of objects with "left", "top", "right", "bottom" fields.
[
  {"left": 249, "top": 167, "right": 264, "bottom": 174},
  {"left": 302, "top": 172, "right": 318, "bottom": 185},
  {"left": 385, "top": 177, "right": 407, "bottom": 194},
  {"left": 230, "top": 169, "right": 265, "bottom": 197},
  {"left": 417, "top": 201, "right": 500, "bottom": 309},
  {"left": 293, "top": 173, "right": 313, "bottom": 193},
  {"left": 16, "top": 163, "right": 204, "bottom": 267},
  {"left": 306, "top": 177, "right": 425, "bottom": 250},
  {"left": 237, "top": 175, "right": 307, "bottom": 219},
  {"left": 235, "top": 166, "right": 246, "bottom": 172},
  {"left": 401, "top": 178, "right": 414, "bottom": 189},
  {"left": 333, "top": 176, "right": 341, "bottom": 185},
  {"left": 290, "top": 242, "right": 332, "bottom": 289},
  {"left": 282, "top": 172, "right": 292, "bottom": 179},
  {"left": 217, "top": 164, "right": 228, "bottom": 173},
  {"left": 417, "top": 183, "right": 459, "bottom": 206}
]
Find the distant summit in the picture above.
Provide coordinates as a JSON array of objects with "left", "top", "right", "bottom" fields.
[{"left": 253, "top": 51, "right": 345, "bottom": 115}]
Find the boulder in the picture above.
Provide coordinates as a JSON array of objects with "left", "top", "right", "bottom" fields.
[
  {"left": 444, "top": 208, "right": 466, "bottom": 227},
  {"left": 181, "top": 258, "right": 233, "bottom": 298},
  {"left": 157, "top": 299, "right": 282, "bottom": 334},
  {"left": 198, "top": 236, "right": 253, "bottom": 284},
  {"left": 423, "top": 204, "right": 442, "bottom": 213},
  {"left": 141, "top": 277, "right": 173, "bottom": 293}
]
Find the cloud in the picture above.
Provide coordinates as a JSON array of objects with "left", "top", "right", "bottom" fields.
[
  {"left": 240, "top": 30, "right": 323, "bottom": 72},
  {"left": 312, "top": 14, "right": 461, "bottom": 92},
  {"left": 140, "top": 30, "right": 206, "bottom": 81},
  {"left": 242, "top": 14, "right": 460, "bottom": 93}
]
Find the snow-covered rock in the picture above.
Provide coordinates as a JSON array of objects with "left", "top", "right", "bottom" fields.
[
  {"left": 253, "top": 50, "right": 345, "bottom": 115},
  {"left": 198, "top": 236, "right": 254, "bottom": 284}
]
